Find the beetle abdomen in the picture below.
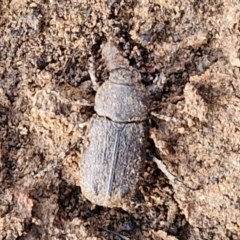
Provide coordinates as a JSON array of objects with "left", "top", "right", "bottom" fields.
[{"left": 80, "top": 115, "right": 146, "bottom": 207}]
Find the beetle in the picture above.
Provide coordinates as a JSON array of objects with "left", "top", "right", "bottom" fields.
[{"left": 79, "top": 41, "right": 149, "bottom": 207}]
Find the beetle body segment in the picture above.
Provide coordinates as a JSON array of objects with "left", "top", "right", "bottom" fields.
[
  {"left": 80, "top": 115, "right": 146, "bottom": 207},
  {"left": 95, "top": 78, "right": 148, "bottom": 122}
]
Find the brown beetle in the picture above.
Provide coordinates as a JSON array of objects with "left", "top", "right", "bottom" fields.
[{"left": 80, "top": 41, "right": 149, "bottom": 207}]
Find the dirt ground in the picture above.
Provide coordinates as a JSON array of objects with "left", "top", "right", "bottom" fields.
[{"left": 0, "top": 0, "right": 240, "bottom": 239}]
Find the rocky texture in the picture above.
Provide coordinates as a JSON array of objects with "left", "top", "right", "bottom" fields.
[{"left": 0, "top": 0, "right": 239, "bottom": 239}]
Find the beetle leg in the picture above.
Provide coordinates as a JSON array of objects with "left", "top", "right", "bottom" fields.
[
  {"left": 153, "top": 156, "right": 198, "bottom": 190},
  {"left": 151, "top": 112, "right": 187, "bottom": 125},
  {"left": 147, "top": 72, "right": 167, "bottom": 98},
  {"left": 88, "top": 57, "right": 100, "bottom": 91},
  {"left": 33, "top": 138, "right": 83, "bottom": 179}
]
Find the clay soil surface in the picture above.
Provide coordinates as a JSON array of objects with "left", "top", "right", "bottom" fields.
[{"left": 0, "top": 0, "right": 240, "bottom": 239}]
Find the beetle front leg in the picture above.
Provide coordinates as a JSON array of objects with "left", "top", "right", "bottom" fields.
[
  {"left": 147, "top": 72, "right": 167, "bottom": 98},
  {"left": 88, "top": 56, "right": 100, "bottom": 91}
]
